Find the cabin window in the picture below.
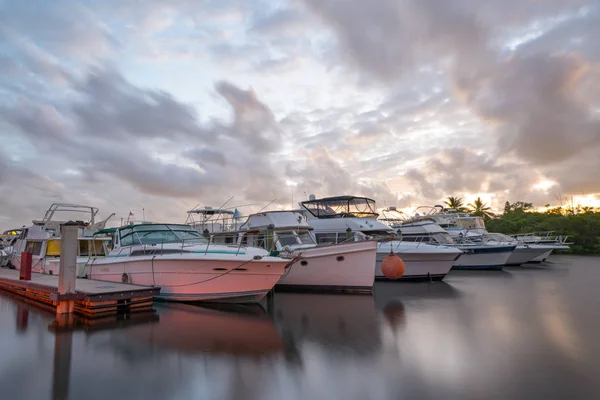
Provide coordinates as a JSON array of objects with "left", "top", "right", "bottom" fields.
[
  {"left": 25, "top": 241, "right": 43, "bottom": 256},
  {"left": 315, "top": 233, "right": 337, "bottom": 244},
  {"left": 224, "top": 236, "right": 235, "bottom": 244},
  {"left": 79, "top": 240, "right": 106, "bottom": 256},
  {"left": 46, "top": 240, "right": 61, "bottom": 256}
]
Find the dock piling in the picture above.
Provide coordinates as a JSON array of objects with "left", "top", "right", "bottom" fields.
[
  {"left": 57, "top": 221, "right": 79, "bottom": 315},
  {"left": 19, "top": 252, "right": 32, "bottom": 281}
]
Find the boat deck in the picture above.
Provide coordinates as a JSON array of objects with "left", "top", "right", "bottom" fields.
[{"left": 0, "top": 268, "right": 160, "bottom": 317}]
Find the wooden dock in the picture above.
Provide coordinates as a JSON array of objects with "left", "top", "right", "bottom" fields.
[{"left": 0, "top": 268, "right": 160, "bottom": 317}]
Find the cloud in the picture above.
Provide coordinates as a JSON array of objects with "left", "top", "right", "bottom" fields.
[
  {"left": 0, "top": 1, "right": 116, "bottom": 60},
  {"left": 0, "top": 66, "right": 292, "bottom": 225},
  {"left": 285, "top": 148, "right": 397, "bottom": 204},
  {"left": 302, "top": 0, "right": 600, "bottom": 200},
  {"left": 215, "top": 81, "right": 281, "bottom": 153}
]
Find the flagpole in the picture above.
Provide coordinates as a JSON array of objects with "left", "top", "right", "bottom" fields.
[{"left": 142, "top": 208, "right": 145, "bottom": 222}]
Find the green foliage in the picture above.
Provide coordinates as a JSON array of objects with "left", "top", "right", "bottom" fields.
[
  {"left": 468, "top": 197, "right": 495, "bottom": 220},
  {"left": 444, "top": 196, "right": 467, "bottom": 212},
  {"left": 486, "top": 201, "right": 600, "bottom": 254}
]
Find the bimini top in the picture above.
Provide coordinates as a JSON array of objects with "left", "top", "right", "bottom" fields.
[{"left": 300, "top": 195, "right": 379, "bottom": 219}]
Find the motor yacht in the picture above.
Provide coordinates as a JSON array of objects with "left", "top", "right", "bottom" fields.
[
  {"left": 189, "top": 207, "right": 378, "bottom": 293},
  {"left": 88, "top": 223, "right": 292, "bottom": 304},
  {"left": 298, "top": 195, "right": 462, "bottom": 281}
]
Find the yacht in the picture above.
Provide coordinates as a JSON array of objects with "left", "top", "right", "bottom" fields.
[
  {"left": 426, "top": 208, "right": 557, "bottom": 265},
  {"left": 509, "top": 232, "right": 571, "bottom": 262},
  {"left": 380, "top": 207, "right": 516, "bottom": 270},
  {"left": 88, "top": 223, "right": 292, "bottom": 304},
  {"left": 393, "top": 206, "right": 553, "bottom": 266},
  {"left": 298, "top": 195, "right": 463, "bottom": 281},
  {"left": 8, "top": 203, "right": 113, "bottom": 277},
  {"left": 189, "top": 207, "right": 378, "bottom": 293}
]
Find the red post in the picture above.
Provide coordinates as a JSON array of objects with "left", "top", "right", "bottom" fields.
[{"left": 20, "top": 252, "right": 32, "bottom": 281}]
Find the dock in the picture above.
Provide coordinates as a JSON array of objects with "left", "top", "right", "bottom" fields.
[{"left": 0, "top": 268, "right": 160, "bottom": 317}]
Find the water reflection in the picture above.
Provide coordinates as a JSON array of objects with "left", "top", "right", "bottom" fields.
[
  {"left": 1, "top": 255, "right": 600, "bottom": 399},
  {"left": 120, "top": 302, "right": 284, "bottom": 357},
  {"left": 273, "top": 293, "right": 380, "bottom": 355}
]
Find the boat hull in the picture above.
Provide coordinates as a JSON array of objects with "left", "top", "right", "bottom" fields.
[
  {"left": 88, "top": 256, "right": 288, "bottom": 304},
  {"left": 375, "top": 242, "right": 462, "bottom": 281},
  {"left": 452, "top": 245, "right": 515, "bottom": 270},
  {"left": 505, "top": 246, "right": 554, "bottom": 266},
  {"left": 276, "top": 241, "right": 377, "bottom": 293},
  {"left": 528, "top": 249, "right": 553, "bottom": 263}
]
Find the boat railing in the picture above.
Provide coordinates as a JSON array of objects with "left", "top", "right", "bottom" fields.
[
  {"left": 509, "top": 231, "right": 571, "bottom": 245},
  {"left": 112, "top": 237, "right": 248, "bottom": 258},
  {"left": 484, "top": 232, "right": 525, "bottom": 245},
  {"left": 309, "top": 230, "right": 444, "bottom": 249}
]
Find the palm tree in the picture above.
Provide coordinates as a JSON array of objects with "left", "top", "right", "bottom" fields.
[
  {"left": 444, "top": 196, "right": 466, "bottom": 212},
  {"left": 468, "top": 197, "right": 495, "bottom": 219}
]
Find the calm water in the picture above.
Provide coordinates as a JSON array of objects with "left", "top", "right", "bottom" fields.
[{"left": 2, "top": 255, "right": 600, "bottom": 400}]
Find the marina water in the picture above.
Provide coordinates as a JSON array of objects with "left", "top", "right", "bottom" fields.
[{"left": 1, "top": 255, "right": 600, "bottom": 399}]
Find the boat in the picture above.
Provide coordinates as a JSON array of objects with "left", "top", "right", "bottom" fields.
[
  {"left": 425, "top": 208, "right": 558, "bottom": 266},
  {"left": 87, "top": 223, "right": 292, "bottom": 304},
  {"left": 298, "top": 195, "right": 463, "bottom": 281},
  {"left": 189, "top": 207, "right": 378, "bottom": 293},
  {"left": 0, "top": 229, "right": 24, "bottom": 269},
  {"left": 8, "top": 204, "right": 113, "bottom": 277},
  {"left": 509, "top": 232, "right": 571, "bottom": 262},
  {"left": 380, "top": 207, "right": 516, "bottom": 270}
]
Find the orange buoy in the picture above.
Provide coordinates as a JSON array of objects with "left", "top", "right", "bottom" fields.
[{"left": 381, "top": 250, "right": 405, "bottom": 280}]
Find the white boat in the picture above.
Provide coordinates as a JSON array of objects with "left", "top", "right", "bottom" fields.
[
  {"left": 428, "top": 209, "right": 558, "bottom": 266},
  {"left": 8, "top": 204, "right": 113, "bottom": 277},
  {"left": 380, "top": 207, "right": 516, "bottom": 270},
  {"left": 509, "top": 232, "right": 571, "bottom": 262},
  {"left": 88, "top": 223, "right": 291, "bottom": 304},
  {"left": 298, "top": 195, "right": 463, "bottom": 281},
  {"left": 187, "top": 207, "right": 378, "bottom": 293}
]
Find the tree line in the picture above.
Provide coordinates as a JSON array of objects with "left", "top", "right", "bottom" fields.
[{"left": 441, "top": 197, "right": 600, "bottom": 254}]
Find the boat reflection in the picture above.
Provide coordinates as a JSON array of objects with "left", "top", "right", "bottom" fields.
[
  {"left": 272, "top": 293, "right": 381, "bottom": 355},
  {"left": 119, "top": 302, "right": 285, "bottom": 357},
  {"left": 374, "top": 281, "right": 462, "bottom": 310}
]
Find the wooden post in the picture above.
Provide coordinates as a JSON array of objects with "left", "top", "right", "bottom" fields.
[
  {"left": 57, "top": 221, "right": 78, "bottom": 315},
  {"left": 19, "top": 252, "right": 32, "bottom": 280}
]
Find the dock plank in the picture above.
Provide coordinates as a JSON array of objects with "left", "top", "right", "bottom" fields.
[{"left": 0, "top": 267, "right": 160, "bottom": 317}]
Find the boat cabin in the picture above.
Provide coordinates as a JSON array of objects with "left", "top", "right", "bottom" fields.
[
  {"left": 212, "top": 211, "right": 315, "bottom": 250},
  {"left": 186, "top": 206, "right": 244, "bottom": 234},
  {"left": 299, "top": 195, "right": 396, "bottom": 244}
]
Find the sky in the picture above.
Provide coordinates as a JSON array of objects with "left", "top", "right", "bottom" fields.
[{"left": 1, "top": 0, "right": 600, "bottom": 227}]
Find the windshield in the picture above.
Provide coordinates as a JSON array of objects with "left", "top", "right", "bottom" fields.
[
  {"left": 277, "top": 232, "right": 301, "bottom": 247},
  {"left": 455, "top": 217, "right": 486, "bottom": 230},
  {"left": 297, "top": 231, "right": 315, "bottom": 245},
  {"left": 431, "top": 232, "right": 455, "bottom": 245},
  {"left": 120, "top": 224, "right": 207, "bottom": 246},
  {"left": 302, "top": 197, "right": 378, "bottom": 218}
]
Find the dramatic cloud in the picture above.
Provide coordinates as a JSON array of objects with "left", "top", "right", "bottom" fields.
[
  {"left": 302, "top": 0, "right": 600, "bottom": 201},
  {"left": 2, "top": 0, "right": 600, "bottom": 227}
]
